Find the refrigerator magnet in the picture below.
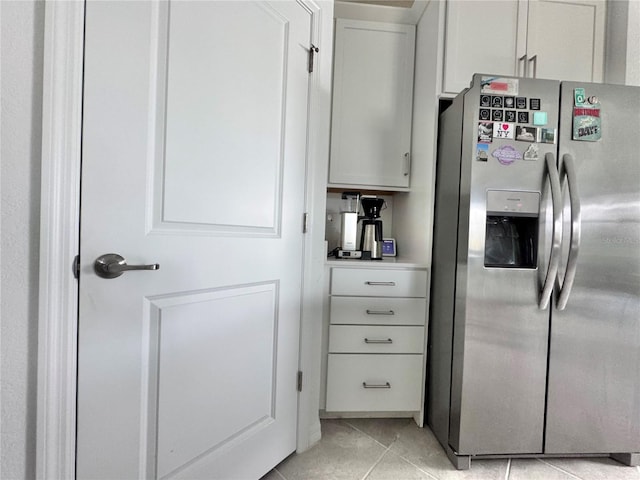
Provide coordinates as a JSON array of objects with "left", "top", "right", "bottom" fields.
[
  {"left": 478, "top": 122, "right": 493, "bottom": 143},
  {"left": 492, "top": 145, "right": 522, "bottom": 165},
  {"left": 523, "top": 144, "right": 539, "bottom": 161},
  {"left": 476, "top": 143, "right": 489, "bottom": 162},
  {"left": 493, "top": 122, "right": 515, "bottom": 139}
]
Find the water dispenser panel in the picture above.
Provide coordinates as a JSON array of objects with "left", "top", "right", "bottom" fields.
[{"left": 484, "top": 190, "right": 540, "bottom": 268}]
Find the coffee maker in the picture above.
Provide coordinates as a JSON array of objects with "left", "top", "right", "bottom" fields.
[
  {"left": 337, "top": 192, "right": 362, "bottom": 259},
  {"left": 359, "top": 196, "right": 385, "bottom": 260}
]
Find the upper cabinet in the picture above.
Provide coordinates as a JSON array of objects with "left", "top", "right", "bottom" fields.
[
  {"left": 329, "top": 19, "right": 416, "bottom": 189},
  {"left": 442, "top": 0, "right": 606, "bottom": 95}
]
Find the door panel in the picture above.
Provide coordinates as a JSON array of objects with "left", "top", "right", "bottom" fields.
[
  {"left": 77, "top": 2, "right": 311, "bottom": 478},
  {"left": 545, "top": 82, "right": 640, "bottom": 454}
]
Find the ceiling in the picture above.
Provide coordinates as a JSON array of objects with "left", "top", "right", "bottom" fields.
[{"left": 339, "top": 0, "right": 415, "bottom": 8}]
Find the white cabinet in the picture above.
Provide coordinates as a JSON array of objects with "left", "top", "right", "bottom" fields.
[
  {"left": 329, "top": 19, "right": 415, "bottom": 189},
  {"left": 325, "top": 266, "right": 428, "bottom": 422},
  {"left": 442, "top": 0, "right": 606, "bottom": 94}
]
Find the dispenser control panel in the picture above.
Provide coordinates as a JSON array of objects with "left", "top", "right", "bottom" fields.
[{"left": 486, "top": 190, "right": 539, "bottom": 217}]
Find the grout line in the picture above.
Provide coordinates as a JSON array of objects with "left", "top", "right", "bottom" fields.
[
  {"left": 360, "top": 445, "right": 392, "bottom": 480},
  {"left": 504, "top": 458, "right": 511, "bottom": 480},
  {"left": 341, "top": 419, "right": 399, "bottom": 450},
  {"left": 536, "top": 458, "right": 583, "bottom": 479},
  {"left": 272, "top": 467, "right": 287, "bottom": 480}
]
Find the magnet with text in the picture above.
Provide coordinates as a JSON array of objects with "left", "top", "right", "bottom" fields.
[
  {"left": 478, "top": 122, "right": 493, "bottom": 143},
  {"left": 573, "top": 106, "right": 601, "bottom": 141},
  {"left": 492, "top": 145, "right": 522, "bottom": 165},
  {"left": 479, "top": 108, "right": 491, "bottom": 121},
  {"left": 492, "top": 109, "right": 504, "bottom": 121},
  {"left": 476, "top": 143, "right": 489, "bottom": 162},
  {"left": 505, "top": 110, "right": 516, "bottom": 122},
  {"left": 493, "top": 122, "right": 514, "bottom": 139},
  {"left": 515, "top": 126, "right": 537, "bottom": 142}
]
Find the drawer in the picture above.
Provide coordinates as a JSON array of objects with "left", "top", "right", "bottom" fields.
[
  {"left": 329, "top": 325, "right": 424, "bottom": 353},
  {"left": 330, "top": 268, "right": 427, "bottom": 297},
  {"left": 330, "top": 297, "right": 426, "bottom": 325},
  {"left": 326, "top": 354, "right": 423, "bottom": 412}
]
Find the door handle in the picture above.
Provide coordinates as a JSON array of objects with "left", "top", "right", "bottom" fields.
[
  {"left": 94, "top": 253, "right": 159, "bottom": 279},
  {"left": 539, "top": 153, "right": 563, "bottom": 309},
  {"left": 518, "top": 54, "right": 527, "bottom": 77},
  {"left": 528, "top": 55, "right": 538, "bottom": 78},
  {"left": 556, "top": 154, "right": 581, "bottom": 310}
]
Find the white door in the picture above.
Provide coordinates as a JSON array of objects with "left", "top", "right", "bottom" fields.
[{"left": 76, "top": 2, "right": 312, "bottom": 479}]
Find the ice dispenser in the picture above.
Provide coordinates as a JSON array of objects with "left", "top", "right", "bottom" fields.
[{"left": 484, "top": 190, "right": 540, "bottom": 268}]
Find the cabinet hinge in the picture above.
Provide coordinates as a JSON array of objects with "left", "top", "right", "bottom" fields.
[
  {"left": 303, "top": 212, "right": 309, "bottom": 234},
  {"left": 297, "top": 371, "right": 303, "bottom": 392},
  {"left": 308, "top": 44, "right": 319, "bottom": 73},
  {"left": 73, "top": 255, "right": 80, "bottom": 279}
]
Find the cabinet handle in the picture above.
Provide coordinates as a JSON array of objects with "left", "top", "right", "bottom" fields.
[
  {"left": 362, "top": 382, "right": 391, "bottom": 389},
  {"left": 364, "top": 338, "right": 393, "bottom": 344},
  {"left": 365, "top": 281, "right": 396, "bottom": 286},
  {"left": 366, "top": 309, "right": 395, "bottom": 315},
  {"left": 528, "top": 55, "right": 538, "bottom": 78},
  {"left": 403, "top": 152, "right": 411, "bottom": 177},
  {"left": 518, "top": 54, "right": 527, "bottom": 77}
]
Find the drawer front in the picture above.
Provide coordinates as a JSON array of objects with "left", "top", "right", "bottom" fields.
[
  {"left": 331, "top": 268, "right": 427, "bottom": 297},
  {"left": 329, "top": 325, "right": 424, "bottom": 353},
  {"left": 326, "top": 354, "right": 423, "bottom": 412},
  {"left": 330, "top": 297, "right": 426, "bottom": 325}
]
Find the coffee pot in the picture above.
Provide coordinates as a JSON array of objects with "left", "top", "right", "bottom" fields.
[{"left": 359, "top": 196, "right": 386, "bottom": 260}]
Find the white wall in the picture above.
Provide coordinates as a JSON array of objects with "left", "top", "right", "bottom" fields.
[
  {"left": 605, "top": 0, "right": 640, "bottom": 86},
  {"left": 1, "top": 2, "right": 45, "bottom": 479}
]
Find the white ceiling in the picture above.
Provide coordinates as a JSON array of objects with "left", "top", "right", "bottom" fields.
[{"left": 334, "top": 0, "right": 429, "bottom": 24}]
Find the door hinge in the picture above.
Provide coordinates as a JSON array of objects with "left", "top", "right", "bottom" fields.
[
  {"left": 308, "top": 44, "right": 319, "bottom": 73},
  {"left": 73, "top": 255, "right": 80, "bottom": 279},
  {"left": 303, "top": 212, "right": 309, "bottom": 234},
  {"left": 297, "top": 371, "right": 303, "bottom": 392}
]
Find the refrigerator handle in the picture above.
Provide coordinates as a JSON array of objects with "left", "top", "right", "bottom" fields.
[
  {"left": 556, "top": 154, "right": 581, "bottom": 310},
  {"left": 539, "top": 152, "right": 563, "bottom": 310}
]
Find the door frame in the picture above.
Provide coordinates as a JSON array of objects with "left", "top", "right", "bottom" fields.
[{"left": 36, "top": 1, "right": 332, "bottom": 478}]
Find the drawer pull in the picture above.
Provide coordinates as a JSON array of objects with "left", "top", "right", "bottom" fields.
[
  {"left": 364, "top": 338, "right": 393, "bottom": 344},
  {"left": 365, "top": 281, "right": 396, "bottom": 286},
  {"left": 366, "top": 309, "right": 395, "bottom": 315},
  {"left": 362, "top": 382, "right": 391, "bottom": 389}
]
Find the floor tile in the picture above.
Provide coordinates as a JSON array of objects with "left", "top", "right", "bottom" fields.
[
  {"left": 365, "top": 450, "right": 437, "bottom": 480},
  {"left": 389, "top": 423, "right": 508, "bottom": 479},
  {"left": 261, "top": 468, "right": 286, "bottom": 480},
  {"left": 275, "top": 420, "right": 386, "bottom": 480},
  {"left": 509, "top": 459, "right": 579, "bottom": 479},
  {"left": 344, "top": 418, "right": 414, "bottom": 447},
  {"left": 544, "top": 457, "right": 640, "bottom": 480}
]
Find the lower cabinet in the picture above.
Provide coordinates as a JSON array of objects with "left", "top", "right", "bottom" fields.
[{"left": 325, "top": 266, "right": 428, "bottom": 423}]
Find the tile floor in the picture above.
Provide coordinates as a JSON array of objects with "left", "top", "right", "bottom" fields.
[{"left": 262, "top": 418, "right": 640, "bottom": 480}]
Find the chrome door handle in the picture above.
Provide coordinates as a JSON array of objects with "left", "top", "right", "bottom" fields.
[
  {"left": 362, "top": 382, "right": 391, "bottom": 389},
  {"left": 518, "top": 54, "right": 527, "bottom": 77},
  {"left": 364, "top": 338, "right": 393, "bottom": 344},
  {"left": 94, "top": 253, "right": 159, "bottom": 279},
  {"left": 540, "top": 153, "right": 563, "bottom": 309},
  {"left": 528, "top": 55, "right": 538, "bottom": 78},
  {"left": 365, "top": 309, "right": 395, "bottom": 315},
  {"left": 556, "top": 154, "right": 581, "bottom": 310}
]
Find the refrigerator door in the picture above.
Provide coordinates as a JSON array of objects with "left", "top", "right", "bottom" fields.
[
  {"left": 448, "top": 75, "right": 560, "bottom": 455},
  {"left": 546, "top": 82, "right": 640, "bottom": 454}
]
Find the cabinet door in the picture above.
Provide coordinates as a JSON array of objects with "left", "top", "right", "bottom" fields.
[
  {"left": 329, "top": 20, "right": 415, "bottom": 188},
  {"left": 443, "top": 1, "right": 525, "bottom": 94},
  {"left": 526, "top": 0, "right": 605, "bottom": 82}
]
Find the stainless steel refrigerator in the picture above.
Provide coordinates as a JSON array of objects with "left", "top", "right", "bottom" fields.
[{"left": 428, "top": 74, "right": 640, "bottom": 469}]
